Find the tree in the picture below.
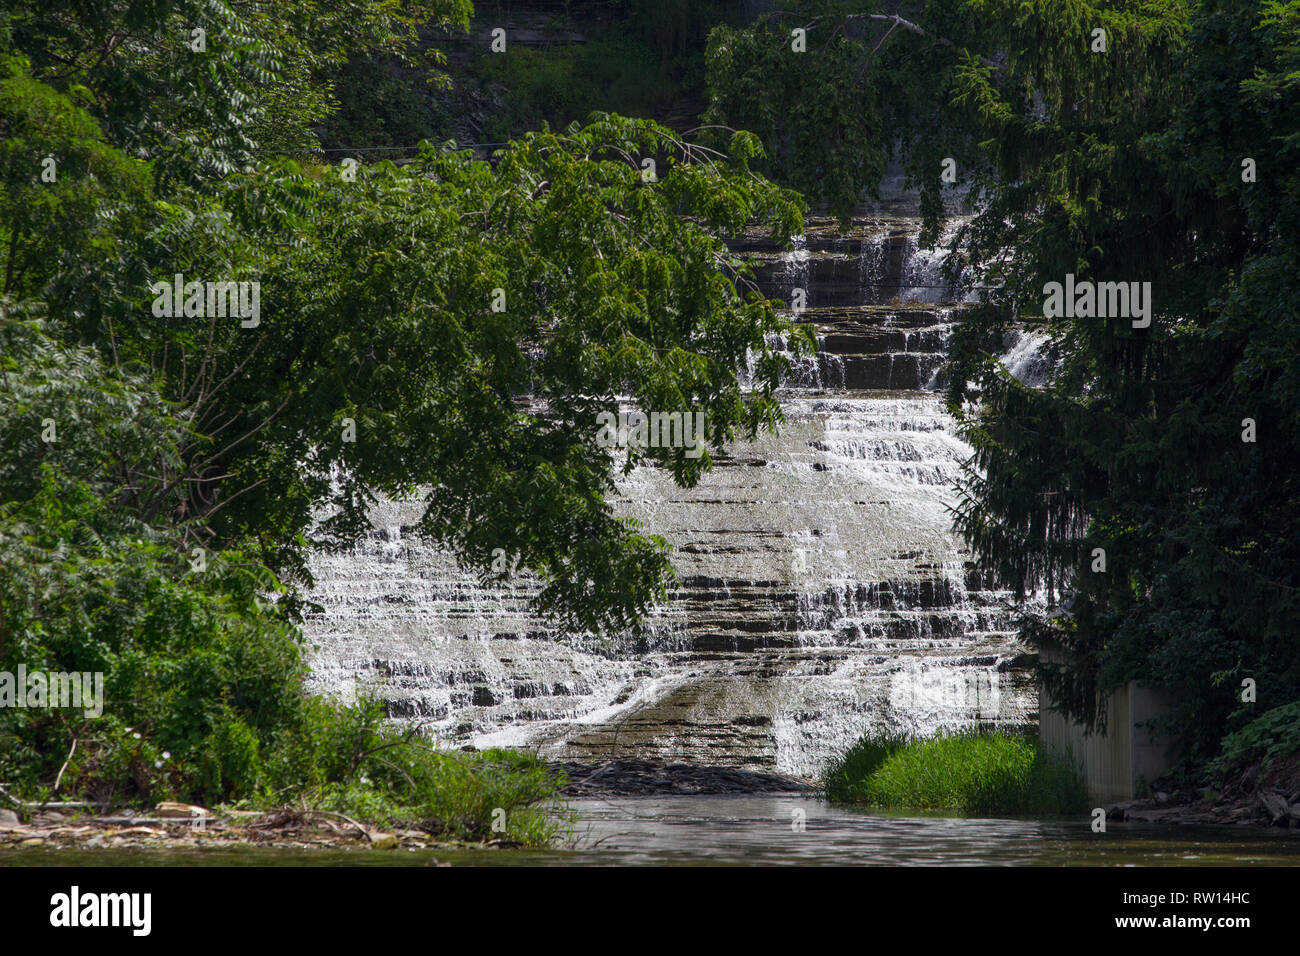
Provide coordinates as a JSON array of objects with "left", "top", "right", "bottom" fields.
[
  {"left": 5, "top": 0, "right": 472, "bottom": 180},
  {"left": 146, "top": 118, "right": 808, "bottom": 631},
  {"left": 946, "top": 0, "right": 1300, "bottom": 764},
  {"left": 3, "top": 3, "right": 811, "bottom": 632},
  {"left": 704, "top": 1, "right": 992, "bottom": 231}
]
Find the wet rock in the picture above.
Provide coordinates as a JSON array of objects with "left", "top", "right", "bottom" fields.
[
  {"left": 558, "top": 758, "right": 816, "bottom": 796},
  {"left": 1260, "top": 790, "right": 1290, "bottom": 824},
  {"left": 301, "top": 203, "right": 1039, "bottom": 772}
]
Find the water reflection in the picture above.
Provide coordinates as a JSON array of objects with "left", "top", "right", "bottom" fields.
[
  {"left": 8, "top": 796, "right": 1295, "bottom": 867},
  {"left": 558, "top": 796, "right": 1300, "bottom": 867},
  {"left": 5, "top": 790, "right": 1294, "bottom": 868}
]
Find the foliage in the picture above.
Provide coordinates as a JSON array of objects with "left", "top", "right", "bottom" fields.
[
  {"left": 820, "top": 730, "right": 911, "bottom": 803},
  {"left": 321, "top": 52, "right": 455, "bottom": 151},
  {"left": 0, "top": 53, "right": 152, "bottom": 303},
  {"left": 298, "top": 730, "right": 571, "bottom": 844},
  {"left": 4, "top": 0, "right": 472, "bottom": 179},
  {"left": 1211, "top": 702, "right": 1300, "bottom": 777},
  {"left": 469, "top": 30, "right": 679, "bottom": 143},
  {"left": 0, "top": 319, "right": 564, "bottom": 843},
  {"left": 241, "top": 0, "right": 472, "bottom": 156},
  {"left": 0, "top": 0, "right": 808, "bottom": 834},
  {"left": 2, "top": 5, "right": 809, "bottom": 629},
  {"left": 86, "top": 116, "right": 803, "bottom": 630}
]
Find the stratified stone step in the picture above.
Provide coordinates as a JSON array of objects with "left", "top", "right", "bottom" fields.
[{"left": 304, "top": 203, "right": 1036, "bottom": 778}]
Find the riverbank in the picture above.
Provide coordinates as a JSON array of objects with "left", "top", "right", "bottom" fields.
[
  {"left": 0, "top": 758, "right": 815, "bottom": 856},
  {"left": 1105, "top": 756, "right": 1300, "bottom": 830},
  {"left": 7, "top": 794, "right": 1300, "bottom": 867},
  {"left": 0, "top": 802, "right": 502, "bottom": 856},
  {"left": 7, "top": 752, "right": 1296, "bottom": 862}
]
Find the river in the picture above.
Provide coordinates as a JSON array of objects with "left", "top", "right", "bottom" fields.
[{"left": 5, "top": 796, "right": 1299, "bottom": 867}]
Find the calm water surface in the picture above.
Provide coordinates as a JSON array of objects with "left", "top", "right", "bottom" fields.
[{"left": 4, "top": 796, "right": 1298, "bottom": 866}]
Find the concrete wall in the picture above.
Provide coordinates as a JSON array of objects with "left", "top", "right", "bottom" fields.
[
  {"left": 1130, "top": 683, "right": 1180, "bottom": 791},
  {"left": 1038, "top": 667, "right": 1178, "bottom": 803}
]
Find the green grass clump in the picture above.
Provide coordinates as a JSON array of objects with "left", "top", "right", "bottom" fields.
[{"left": 822, "top": 729, "right": 1088, "bottom": 815}]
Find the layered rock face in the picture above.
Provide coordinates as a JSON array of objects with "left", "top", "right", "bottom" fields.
[{"left": 303, "top": 191, "right": 1037, "bottom": 777}]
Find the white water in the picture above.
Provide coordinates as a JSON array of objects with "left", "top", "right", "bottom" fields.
[
  {"left": 303, "top": 208, "right": 1036, "bottom": 776},
  {"left": 999, "top": 330, "right": 1056, "bottom": 387}
]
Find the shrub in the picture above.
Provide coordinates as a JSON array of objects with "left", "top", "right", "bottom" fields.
[
  {"left": 0, "top": 317, "right": 566, "bottom": 845},
  {"left": 1210, "top": 702, "right": 1300, "bottom": 778}
]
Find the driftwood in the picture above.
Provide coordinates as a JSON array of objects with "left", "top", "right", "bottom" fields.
[
  {"left": 245, "top": 806, "right": 372, "bottom": 840},
  {"left": 300, "top": 809, "right": 372, "bottom": 840}
]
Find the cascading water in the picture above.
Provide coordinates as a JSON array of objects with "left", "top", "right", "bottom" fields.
[
  {"left": 998, "top": 330, "right": 1057, "bottom": 388},
  {"left": 303, "top": 192, "right": 1036, "bottom": 777}
]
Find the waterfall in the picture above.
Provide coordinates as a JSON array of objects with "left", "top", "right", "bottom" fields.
[
  {"left": 304, "top": 197, "right": 1036, "bottom": 776},
  {"left": 998, "top": 330, "right": 1057, "bottom": 388}
]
